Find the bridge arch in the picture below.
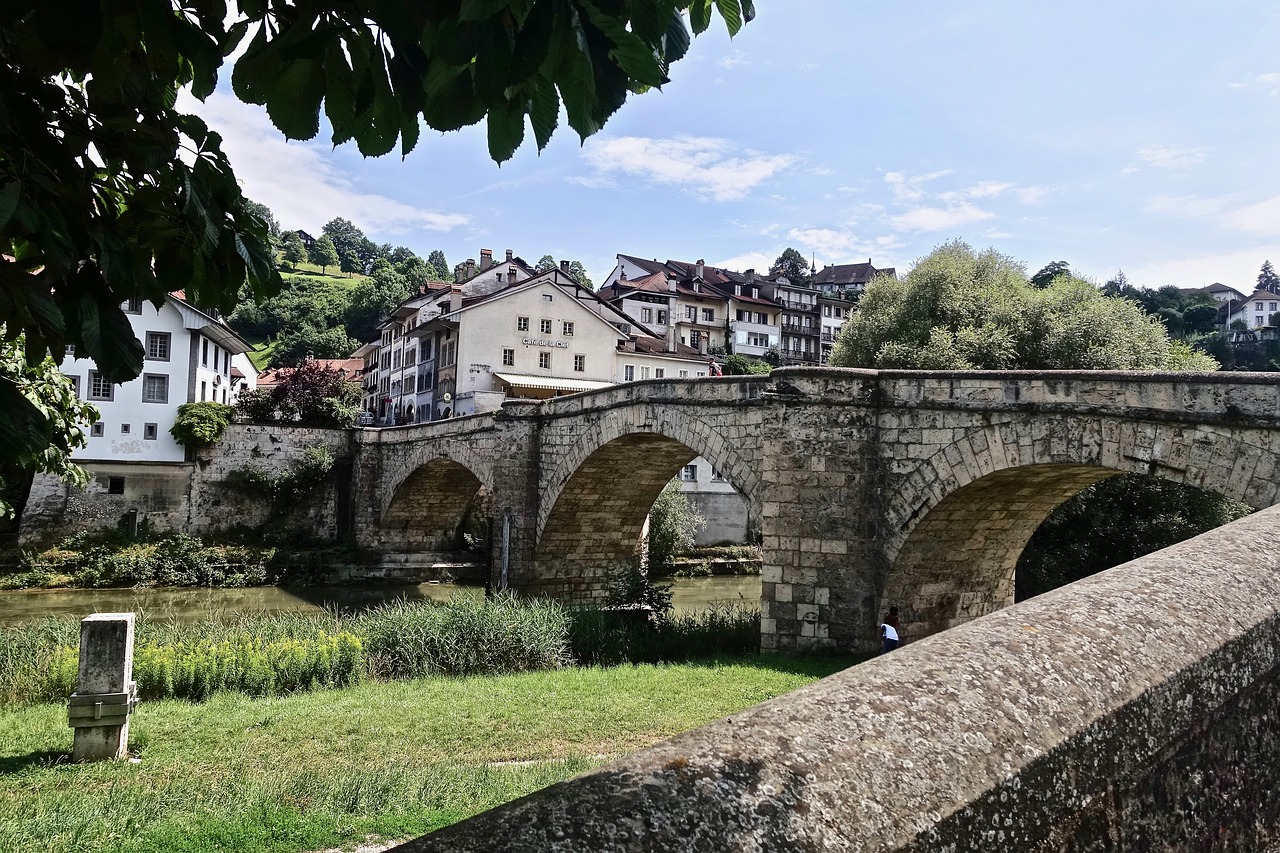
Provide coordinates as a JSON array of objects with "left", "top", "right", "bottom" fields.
[
  {"left": 880, "top": 415, "right": 1277, "bottom": 640},
  {"left": 379, "top": 442, "right": 496, "bottom": 552},
  {"left": 533, "top": 405, "right": 761, "bottom": 600}
]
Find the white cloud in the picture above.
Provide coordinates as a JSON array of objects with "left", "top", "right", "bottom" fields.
[
  {"left": 714, "top": 250, "right": 775, "bottom": 273},
  {"left": 1016, "top": 186, "right": 1048, "bottom": 204},
  {"left": 785, "top": 227, "right": 904, "bottom": 260},
  {"left": 1135, "top": 144, "right": 1207, "bottom": 169},
  {"left": 1228, "top": 72, "right": 1280, "bottom": 94},
  {"left": 985, "top": 230, "right": 1013, "bottom": 239},
  {"left": 179, "top": 92, "right": 468, "bottom": 236},
  {"left": 1146, "top": 191, "right": 1280, "bottom": 238},
  {"left": 1145, "top": 194, "right": 1231, "bottom": 218},
  {"left": 580, "top": 136, "right": 797, "bottom": 201},
  {"left": 890, "top": 203, "right": 995, "bottom": 232},
  {"left": 1128, "top": 248, "right": 1277, "bottom": 290},
  {"left": 718, "top": 54, "right": 750, "bottom": 70},
  {"left": 964, "top": 181, "right": 1013, "bottom": 199},
  {"left": 884, "top": 169, "right": 952, "bottom": 202},
  {"left": 1219, "top": 194, "right": 1280, "bottom": 236},
  {"left": 787, "top": 228, "right": 860, "bottom": 256}
]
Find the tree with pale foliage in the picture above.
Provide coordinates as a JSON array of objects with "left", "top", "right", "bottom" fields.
[{"left": 829, "top": 241, "right": 1218, "bottom": 372}]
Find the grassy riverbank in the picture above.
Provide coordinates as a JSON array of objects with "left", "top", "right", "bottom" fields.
[
  {"left": 0, "top": 655, "right": 857, "bottom": 853},
  {"left": 1, "top": 597, "right": 762, "bottom": 706}
]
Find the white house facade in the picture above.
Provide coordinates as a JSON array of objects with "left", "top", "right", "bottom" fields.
[{"left": 60, "top": 294, "right": 256, "bottom": 462}]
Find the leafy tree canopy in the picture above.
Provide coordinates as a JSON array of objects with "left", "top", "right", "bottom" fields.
[
  {"left": 236, "top": 359, "right": 361, "bottom": 429},
  {"left": 308, "top": 236, "right": 339, "bottom": 273},
  {"left": 1, "top": 334, "right": 97, "bottom": 525},
  {"left": 1, "top": 0, "right": 751, "bottom": 484},
  {"left": 344, "top": 267, "right": 411, "bottom": 344},
  {"left": 829, "top": 241, "right": 1218, "bottom": 372},
  {"left": 535, "top": 255, "right": 592, "bottom": 287},
  {"left": 1259, "top": 260, "right": 1280, "bottom": 293},
  {"left": 769, "top": 247, "right": 810, "bottom": 284},
  {"left": 242, "top": 200, "right": 280, "bottom": 239},
  {"left": 1029, "top": 260, "right": 1070, "bottom": 289},
  {"left": 280, "top": 232, "right": 307, "bottom": 269},
  {"left": 428, "top": 251, "right": 450, "bottom": 279},
  {"left": 268, "top": 325, "right": 358, "bottom": 369}
]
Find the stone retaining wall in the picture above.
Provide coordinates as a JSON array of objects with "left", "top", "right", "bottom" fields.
[{"left": 394, "top": 505, "right": 1280, "bottom": 851}]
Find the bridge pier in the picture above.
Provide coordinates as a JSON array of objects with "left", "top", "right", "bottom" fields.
[{"left": 346, "top": 369, "right": 1280, "bottom": 655}]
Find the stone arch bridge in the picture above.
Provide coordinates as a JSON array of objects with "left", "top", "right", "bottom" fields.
[{"left": 349, "top": 367, "right": 1280, "bottom": 653}]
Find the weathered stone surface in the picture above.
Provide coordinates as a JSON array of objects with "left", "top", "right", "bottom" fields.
[
  {"left": 71, "top": 612, "right": 135, "bottom": 762},
  {"left": 392, "top": 505, "right": 1280, "bottom": 851},
  {"left": 23, "top": 369, "right": 1280, "bottom": 653}
]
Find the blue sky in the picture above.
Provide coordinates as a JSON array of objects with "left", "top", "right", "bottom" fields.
[{"left": 185, "top": 1, "right": 1280, "bottom": 291}]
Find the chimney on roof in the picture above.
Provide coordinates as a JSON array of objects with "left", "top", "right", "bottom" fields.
[
  {"left": 560, "top": 259, "right": 570, "bottom": 273},
  {"left": 505, "top": 248, "right": 513, "bottom": 263},
  {"left": 667, "top": 274, "right": 677, "bottom": 294},
  {"left": 696, "top": 259, "right": 704, "bottom": 279},
  {"left": 480, "top": 249, "right": 493, "bottom": 270},
  {"left": 746, "top": 269, "right": 756, "bottom": 284},
  {"left": 619, "top": 269, "right": 627, "bottom": 282},
  {"left": 454, "top": 262, "right": 466, "bottom": 283},
  {"left": 508, "top": 265, "right": 518, "bottom": 284},
  {"left": 449, "top": 286, "right": 463, "bottom": 314},
  {"left": 465, "top": 258, "right": 476, "bottom": 279}
]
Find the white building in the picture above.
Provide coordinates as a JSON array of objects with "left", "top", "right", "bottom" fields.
[
  {"left": 1225, "top": 289, "right": 1280, "bottom": 330},
  {"left": 59, "top": 293, "right": 257, "bottom": 462}
]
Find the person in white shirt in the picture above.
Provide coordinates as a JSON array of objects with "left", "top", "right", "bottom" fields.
[{"left": 881, "top": 607, "right": 901, "bottom": 653}]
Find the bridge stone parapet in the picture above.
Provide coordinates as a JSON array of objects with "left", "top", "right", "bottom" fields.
[
  {"left": 275, "top": 368, "right": 1280, "bottom": 652},
  {"left": 393, "top": 505, "right": 1280, "bottom": 852}
]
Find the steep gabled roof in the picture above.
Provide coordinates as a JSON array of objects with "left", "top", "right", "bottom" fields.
[{"left": 812, "top": 262, "right": 896, "bottom": 287}]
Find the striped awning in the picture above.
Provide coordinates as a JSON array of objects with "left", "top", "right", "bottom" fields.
[{"left": 492, "top": 372, "right": 613, "bottom": 393}]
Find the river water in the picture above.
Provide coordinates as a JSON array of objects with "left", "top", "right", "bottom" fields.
[{"left": 0, "top": 575, "right": 762, "bottom": 625}]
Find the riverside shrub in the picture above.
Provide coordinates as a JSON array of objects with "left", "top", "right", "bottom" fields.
[
  {"left": 133, "top": 632, "right": 363, "bottom": 700},
  {"left": 354, "top": 594, "right": 572, "bottom": 678}
]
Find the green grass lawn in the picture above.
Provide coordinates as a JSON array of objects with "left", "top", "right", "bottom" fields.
[
  {"left": 279, "top": 262, "right": 367, "bottom": 285},
  {"left": 0, "top": 655, "right": 857, "bottom": 853}
]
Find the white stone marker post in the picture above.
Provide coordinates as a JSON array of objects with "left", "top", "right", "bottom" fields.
[{"left": 68, "top": 612, "right": 138, "bottom": 762}]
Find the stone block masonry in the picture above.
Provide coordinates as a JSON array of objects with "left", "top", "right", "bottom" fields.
[
  {"left": 24, "top": 369, "right": 1280, "bottom": 656},
  {"left": 391, "top": 504, "right": 1280, "bottom": 851}
]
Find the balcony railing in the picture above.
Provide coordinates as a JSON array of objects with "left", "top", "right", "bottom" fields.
[
  {"left": 781, "top": 348, "right": 820, "bottom": 363},
  {"left": 781, "top": 321, "right": 820, "bottom": 335},
  {"left": 778, "top": 298, "right": 817, "bottom": 312}
]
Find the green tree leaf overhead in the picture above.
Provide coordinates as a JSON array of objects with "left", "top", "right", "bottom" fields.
[{"left": 1, "top": 0, "right": 752, "bottom": 498}]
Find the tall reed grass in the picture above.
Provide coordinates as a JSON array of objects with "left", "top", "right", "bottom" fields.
[{"left": 0, "top": 595, "right": 761, "bottom": 708}]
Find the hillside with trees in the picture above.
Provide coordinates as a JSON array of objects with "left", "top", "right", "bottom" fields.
[{"left": 227, "top": 215, "right": 449, "bottom": 369}]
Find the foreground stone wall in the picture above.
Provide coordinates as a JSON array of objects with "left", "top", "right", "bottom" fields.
[
  {"left": 20, "top": 425, "right": 357, "bottom": 550},
  {"left": 186, "top": 424, "right": 355, "bottom": 540},
  {"left": 395, "top": 505, "right": 1280, "bottom": 851},
  {"left": 20, "top": 462, "right": 194, "bottom": 548}
]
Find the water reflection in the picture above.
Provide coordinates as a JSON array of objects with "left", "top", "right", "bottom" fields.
[{"left": 0, "top": 576, "right": 762, "bottom": 624}]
